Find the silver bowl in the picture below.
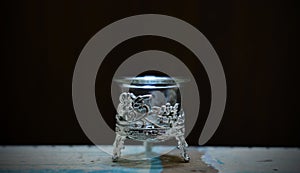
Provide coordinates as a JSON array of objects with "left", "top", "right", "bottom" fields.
[{"left": 112, "top": 76, "right": 190, "bottom": 162}]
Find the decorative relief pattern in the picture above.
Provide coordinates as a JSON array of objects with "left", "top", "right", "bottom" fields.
[{"left": 112, "top": 92, "right": 190, "bottom": 162}]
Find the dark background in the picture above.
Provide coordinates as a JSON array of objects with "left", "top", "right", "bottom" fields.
[{"left": 2, "top": 1, "right": 299, "bottom": 146}]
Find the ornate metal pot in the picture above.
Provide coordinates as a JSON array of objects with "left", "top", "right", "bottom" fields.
[{"left": 112, "top": 76, "right": 190, "bottom": 162}]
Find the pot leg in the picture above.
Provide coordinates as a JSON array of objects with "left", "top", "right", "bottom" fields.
[
  {"left": 112, "top": 134, "right": 126, "bottom": 162},
  {"left": 175, "top": 135, "right": 190, "bottom": 162}
]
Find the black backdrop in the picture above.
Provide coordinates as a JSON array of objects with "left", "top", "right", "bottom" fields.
[{"left": 2, "top": 1, "right": 299, "bottom": 146}]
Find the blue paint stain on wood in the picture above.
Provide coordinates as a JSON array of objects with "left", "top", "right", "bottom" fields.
[
  {"left": 216, "top": 159, "right": 224, "bottom": 165},
  {"left": 149, "top": 157, "right": 163, "bottom": 173}
]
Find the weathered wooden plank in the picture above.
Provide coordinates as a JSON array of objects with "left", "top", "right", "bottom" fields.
[
  {"left": 0, "top": 146, "right": 299, "bottom": 173},
  {"left": 200, "top": 147, "right": 300, "bottom": 173},
  {"left": 0, "top": 146, "right": 214, "bottom": 173}
]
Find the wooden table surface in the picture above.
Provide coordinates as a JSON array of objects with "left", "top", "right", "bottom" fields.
[{"left": 0, "top": 146, "right": 299, "bottom": 173}]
